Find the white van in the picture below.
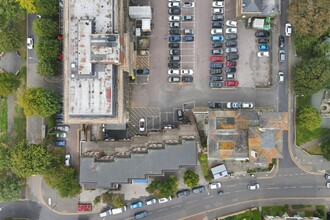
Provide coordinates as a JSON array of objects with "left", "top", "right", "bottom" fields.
[
  {"left": 111, "top": 206, "right": 127, "bottom": 215},
  {"left": 99, "top": 209, "right": 112, "bottom": 217}
]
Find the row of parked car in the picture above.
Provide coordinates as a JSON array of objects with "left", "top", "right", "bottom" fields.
[{"left": 168, "top": 0, "right": 195, "bottom": 84}]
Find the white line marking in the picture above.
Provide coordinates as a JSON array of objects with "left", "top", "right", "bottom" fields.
[
  {"left": 171, "top": 205, "right": 182, "bottom": 208},
  {"left": 301, "top": 186, "right": 313, "bottom": 188},
  {"left": 187, "top": 200, "right": 198, "bottom": 204},
  {"left": 234, "top": 190, "right": 246, "bottom": 193},
  {"left": 157, "top": 208, "right": 167, "bottom": 212},
  {"left": 284, "top": 186, "right": 296, "bottom": 189},
  {"left": 267, "top": 187, "right": 280, "bottom": 189}
]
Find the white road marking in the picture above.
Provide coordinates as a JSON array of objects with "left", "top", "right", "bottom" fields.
[
  {"left": 301, "top": 186, "right": 313, "bottom": 188},
  {"left": 267, "top": 187, "right": 280, "bottom": 189},
  {"left": 234, "top": 190, "right": 246, "bottom": 193},
  {"left": 187, "top": 200, "right": 198, "bottom": 204},
  {"left": 284, "top": 186, "right": 296, "bottom": 189},
  {"left": 157, "top": 208, "right": 167, "bottom": 212},
  {"left": 171, "top": 205, "right": 182, "bottom": 208}
]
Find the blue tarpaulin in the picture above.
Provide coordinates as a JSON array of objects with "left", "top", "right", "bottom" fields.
[{"left": 132, "top": 179, "right": 149, "bottom": 184}]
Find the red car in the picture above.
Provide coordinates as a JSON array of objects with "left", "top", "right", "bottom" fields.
[
  {"left": 226, "top": 61, "right": 237, "bottom": 67},
  {"left": 224, "top": 80, "right": 239, "bottom": 87},
  {"left": 210, "top": 56, "right": 224, "bottom": 62}
]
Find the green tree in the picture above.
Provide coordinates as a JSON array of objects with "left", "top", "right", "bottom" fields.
[
  {"left": 33, "top": 19, "right": 58, "bottom": 38},
  {"left": 0, "top": 72, "right": 20, "bottom": 97},
  {"left": 0, "top": 0, "right": 25, "bottom": 29},
  {"left": 294, "top": 32, "right": 318, "bottom": 58},
  {"left": 101, "top": 192, "right": 125, "bottom": 208},
  {"left": 293, "top": 57, "right": 330, "bottom": 95},
  {"left": 313, "top": 40, "right": 330, "bottom": 58},
  {"left": 37, "top": 61, "right": 59, "bottom": 76},
  {"left": 287, "top": 0, "right": 330, "bottom": 37},
  {"left": 0, "top": 175, "right": 25, "bottom": 201},
  {"left": 321, "top": 138, "right": 330, "bottom": 161},
  {"left": 10, "top": 141, "right": 52, "bottom": 177},
  {"left": 146, "top": 176, "right": 178, "bottom": 199},
  {"left": 17, "top": 87, "right": 61, "bottom": 117},
  {"left": 183, "top": 170, "right": 199, "bottom": 188},
  {"left": 35, "top": 38, "right": 60, "bottom": 62},
  {"left": 0, "top": 30, "right": 22, "bottom": 52},
  {"left": 296, "top": 106, "right": 321, "bottom": 131},
  {"left": 16, "top": 0, "right": 37, "bottom": 13},
  {"left": 0, "top": 145, "right": 10, "bottom": 171},
  {"left": 35, "top": 0, "right": 59, "bottom": 17}
]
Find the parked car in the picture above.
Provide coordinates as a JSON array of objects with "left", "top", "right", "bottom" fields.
[
  {"left": 183, "top": 29, "right": 194, "bottom": 35},
  {"left": 139, "top": 118, "right": 145, "bottom": 132},
  {"left": 212, "top": 15, "right": 224, "bottom": 21},
  {"left": 210, "top": 76, "right": 223, "bottom": 81},
  {"left": 55, "top": 126, "right": 70, "bottom": 132},
  {"left": 168, "top": 62, "right": 180, "bottom": 68},
  {"left": 327, "top": 182, "right": 330, "bottom": 189},
  {"left": 225, "top": 34, "right": 237, "bottom": 40},
  {"left": 258, "top": 38, "right": 269, "bottom": 44},
  {"left": 27, "top": 37, "right": 34, "bottom": 49},
  {"left": 183, "top": 36, "right": 194, "bottom": 42},
  {"left": 210, "top": 56, "right": 224, "bottom": 62},
  {"left": 325, "top": 174, "right": 330, "bottom": 180},
  {"left": 208, "top": 102, "right": 223, "bottom": 108},
  {"left": 145, "top": 198, "right": 157, "bottom": 206},
  {"left": 168, "top": 76, "right": 180, "bottom": 83},
  {"left": 278, "top": 71, "right": 284, "bottom": 82},
  {"left": 168, "top": 69, "right": 180, "bottom": 75},
  {"left": 56, "top": 117, "right": 64, "bottom": 124},
  {"left": 224, "top": 80, "right": 239, "bottom": 87},
  {"left": 134, "top": 211, "right": 148, "bottom": 219},
  {"left": 225, "top": 40, "right": 237, "bottom": 47},
  {"left": 64, "top": 154, "right": 71, "bottom": 166},
  {"left": 56, "top": 132, "right": 67, "bottom": 138},
  {"left": 226, "top": 61, "right": 237, "bottom": 67},
  {"left": 209, "top": 182, "right": 222, "bottom": 189},
  {"left": 213, "top": 8, "right": 224, "bottom": 14},
  {"left": 111, "top": 206, "right": 127, "bottom": 215},
  {"left": 227, "top": 102, "right": 241, "bottom": 109},
  {"left": 211, "top": 35, "right": 224, "bottom": 42},
  {"left": 181, "top": 69, "right": 194, "bottom": 75},
  {"left": 225, "top": 48, "right": 238, "bottom": 53},
  {"left": 55, "top": 140, "right": 66, "bottom": 147},
  {"left": 257, "top": 51, "right": 269, "bottom": 57},
  {"left": 226, "top": 53, "right": 239, "bottom": 60},
  {"left": 169, "top": 43, "right": 180, "bottom": 48},
  {"left": 226, "top": 20, "right": 237, "bottom": 27},
  {"left": 170, "top": 29, "right": 181, "bottom": 35},
  {"left": 285, "top": 23, "right": 292, "bottom": 36},
  {"left": 279, "top": 35, "right": 285, "bottom": 48},
  {"left": 168, "top": 7, "right": 181, "bottom": 15},
  {"left": 258, "top": 45, "right": 269, "bottom": 51},
  {"left": 212, "top": 21, "right": 224, "bottom": 28},
  {"left": 182, "top": 2, "right": 195, "bottom": 7},
  {"left": 169, "top": 36, "right": 181, "bottom": 42},
  {"left": 212, "top": 49, "right": 224, "bottom": 55},
  {"left": 135, "top": 69, "right": 149, "bottom": 75},
  {"left": 192, "top": 186, "right": 205, "bottom": 194},
  {"left": 255, "top": 30, "right": 270, "bottom": 37},
  {"left": 182, "top": 15, "right": 193, "bottom": 21},
  {"left": 99, "top": 209, "right": 112, "bottom": 218},
  {"left": 182, "top": 76, "right": 193, "bottom": 83},
  {"left": 248, "top": 183, "right": 260, "bottom": 190},
  {"left": 169, "top": 22, "right": 180, "bottom": 28},
  {"left": 210, "top": 69, "right": 222, "bottom": 75},
  {"left": 210, "top": 63, "right": 223, "bottom": 69},
  {"left": 169, "top": 55, "right": 181, "bottom": 62},
  {"left": 130, "top": 201, "right": 143, "bottom": 209},
  {"left": 176, "top": 189, "right": 190, "bottom": 198},
  {"left": 169, "top": 15, "right": 180, "bottom": 21},
  {"left": 279, "top": 50, "right": 285, "bottom": 62},
  {"left": 212, "top": 42, "right": 223, "bottom": 48},
  {"left": 226, "top": 73, "right": 236, "bottom": 79},
  {"left": 168, "top": 2, "right": 180, "bottom": 7},
  {"left": 211, "top": 28, "right": 223, "bottom": 35},
  {"left": 242, "top": 103, "right": 254, "bottom": 108},
  {"left": 225, "top": 67, "right": 236, "bottom": 73},
  {"left": 226, "top": 28, "right": 237, "bottom": 34},
  {"left": 209, "top": 81, "right": 222, "bottom": 88},
  {"left": 177, "top": 109, "right": 184, "bottom": 121},
  {"left": 158, "top": 197, "right": 172, "bottom": 204},
  {"left": 169, "top": 49, "right": 180, "bottom": 55},
  {"left": 212, "top": 1, "right": 224, "bottom": 7}
]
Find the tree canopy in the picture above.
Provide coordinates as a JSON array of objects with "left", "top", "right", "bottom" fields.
[
  {"left": 17, "top": 87, "right": 61, "bottom": 117},
  {"left": 293, "top": 57, "right": 330, "bottom": 96},
  {"left": 10, "top": 141, "right": 52, "bottom": 177},
  {"left": 35, "top": 0, "right": 59, "bottom": 17},
  {"left": 37, "top": 61, "right": 59, "bottom": 76},
  {"left": 0, "top": 29, "right": 22, "bottom": 52},
  {"left": 0, "top": 72, "right": 20, "bottom": 97},
  {"left": 287, "top": 0, "right": 330, "bottom": 37},
  {"left": 101, "top": 192, "right": 125, "bottom": 208},
  {"left": 33, "top": 19, "right": 58, "bottom": 38},
  {"left": 0, "top": 175, "right": 25, "bottom": 201},
  {"left": 0, "top": 0, "right": 25, "bottom": 29},
  {"left": 146, "top": 176, "right": 178, "bottom": 199},
  {"left": 16, "top": 0, "right": 37, "bottom": 13},
  {"left": 321, "top": 138, "right": 330, "bottom": 161},
  {"left": 296, "top": 106, "right": 321, "bottom": 131},
  {"left": 35, "top": 38, "right": 60, "bottom": 62},
  {"left": 183, "top": 170, "right": 199, "bottom": 188},
  {"left": 0, "top": 145, "right": 10, "bottom": 171}
]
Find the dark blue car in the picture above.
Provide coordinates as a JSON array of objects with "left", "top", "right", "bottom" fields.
[
  {"left": 258, "top": 45, "right": 269, "bottom": 51},
  {"left": 169, "top": 36, "right": 181, "bottom": 42},
  {"left": 210, "top": 63, "right": 223, "bottom": 69},
  {"left": 183, "top": 36, "right": 194, "bottom": 42}
]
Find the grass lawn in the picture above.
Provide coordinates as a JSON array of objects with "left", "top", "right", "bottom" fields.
[
  {"left": 225, "top": 210, "right": 261, "bottom": 220},
  {"left": 262, "top": 206, "right": 288, "bottom": 217},
  {"left": 0, "top": 98, "right": 8, "bottom": 133},
  {"left": 304, "top": 144, "right": 323, "bottom": 155}
]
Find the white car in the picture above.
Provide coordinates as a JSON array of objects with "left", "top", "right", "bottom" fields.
[
  {"left": 27, "top": 37, "right": 34, "bottom": 49},
  {"left": 64, "top": 154, "right": 71, "bottom": 166},
  {"left": 212, "top": 1, "right": 224, "bottom": 7},
  {"left": 56, "top": 132, "right": 67, "bottom": 138},
  {"left": 248, "top": 183, "right": 260, "bottom": 190},
  {"left": 55, "top": 126, "right": 70, "bottom": 132},
  {"left": 211, "top": 28, "right": 223, "bottom": 35},
  {"left": 168, "top": 69, "right": 180, "bottom": 75},
  {"left": 257, "top": 51, "right": 269, "bottom": 57},
  {"left": 139, "top": 118, "right": 145, "bottom": 132},
  {"left": 226, "top": 20, "right": 237, "bottom": 27},
  {"left": 325, "top": 174, "right": 330, "bottom": 180},
  {"left": 169, "top": 16, "right": 180, "bottom": 22},
  {"left": 278, "top": 71, "right": 284, "bottom": 82},
  {"left": 225, "top": 48, "right": 238, "bottom": 53},
  {"left": 242, "top": 102, "right": 254, "bottom": 109},
  {"left": 181, "top": 69, "right": 193, "bottom": 75},
  {"left": 226, "top": 28, "right": 237, "bottom": 34},
  {"left": 209, "top": 182, "right": 222, "bottom": 189},
  {"left": 213, "top": 8, "right": 224, "bottom": 14},
  {"left": 158, "top": 197, "right": 172, "bottom": 204},
  {"left": 285, "top": 23, "right": 292, "bottom": 36},
  {"left": 326, "top": 182, "right": 330, "bottom": 188},
  {"left": 182, "top": 2, "right": 195, "bottom": 7},
  {"left": 168, "top": 2, "right": 180, "bottom": 7},
  {"left": 146, "top": 198, "right": 157, "bottom": 205}
]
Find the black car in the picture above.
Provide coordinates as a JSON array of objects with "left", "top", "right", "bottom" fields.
[
  {"left": 225, "top": 67, "right": 236, "bottom": 73},
  {"left": 225, "top": 40, "right": 237, "bottom": 47},
  {"left": 176, "top": 189, "right": 190, "bottom": 198},
  {"left": 279, "top": 35, "right": 285, "bottom": 48},
  {"left": 135, "top": 69, "right": 149, "bottom": 75},
  {"left": 208, "top": 101, "right": 223, "bottom": 108},
  {"left": 182, "top": 76, "right": 193, "bottom": 83},
  {"left": 255, "top": 30, "right": 270, "bottom": 37},
  {"left": 210, "top": 63, "right": 223, "bottom": 69},
  {"left": 192, "top": 186, "right": 205, "bottom": 193},
  {"left": 169, "top": 49, "right": 180, "bottom": 55},
  {"left": 170, "top": 29, "right": 181, "bottom": 35},
  {"left": 169, "top": 43, "right": 180, "bottom": 48},
  {"left": 212, "top": 15, "right": 224, "bottom": 21},
  {"left": 210, "top": 69, "right": 222, "bottom": 75},
  {"left": 210, "top": 76, "right": 223, "bottom": 81},
  {"left": 258, "top": 38, "right": 269, "bottom": 44},
  {"left": 209, "top": 81, "right": 222, "bottom": 88},
  {"left": 226, "top": 53, "right": 239, "bottom": 61},
  {"left": 182, "top": 15, "right": 193, "bottom": 21},
  {"left": 225, "top": 34, "right": 237, "bottom": 40},
  {"left": 168, "top": 62, "right": 180, "bottom": 68},
  {"left": 168, "top": 7, "right": 181, "bottom": 15},
  {"left": 212, "top": 21, "right": 224, "bottom": 28},
  {"left": 212, "top": 42, "right": 223, "bottom": 48},
  {"left": 56, "top": 117, "right": 64, "bottom": 124},
  {"left": 134, "top": 211, "right": 148, "bottom": 219}
]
